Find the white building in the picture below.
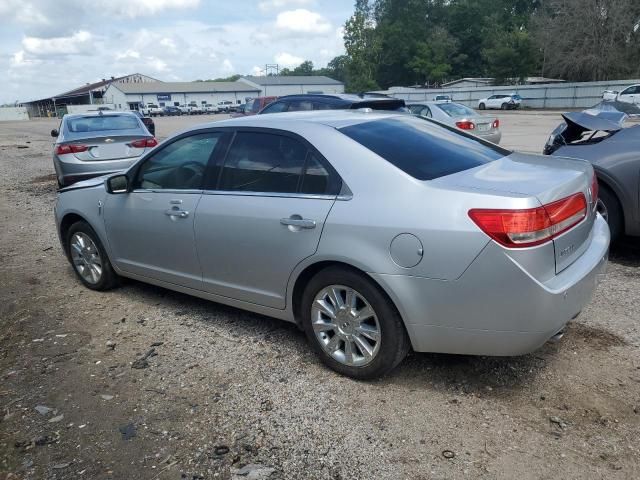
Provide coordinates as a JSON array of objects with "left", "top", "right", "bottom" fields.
[
  {"left": 103, "top": 81, "right": 261, "bottom": 111},
  {"left": 237, "top": 76, "right": 344, "bottom": 97}
]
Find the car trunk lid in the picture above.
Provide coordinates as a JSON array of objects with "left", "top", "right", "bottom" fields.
[
  {"left": 62, "top": 135, "right": 150, "bottom": 161},
  {"left": 435, "top": 152, "right": 596, "bottom": 273}
]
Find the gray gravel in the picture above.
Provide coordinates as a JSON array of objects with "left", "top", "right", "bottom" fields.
[{"left": 1, "top": 114, "right": 639, "bottom": 479}]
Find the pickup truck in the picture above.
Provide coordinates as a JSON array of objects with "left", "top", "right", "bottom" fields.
[
  {"left": 215, "top": 101, "right": 235, "bottom": 113},
  {"left": 188, "top": 103, "right": 203, "bottom": 114},
  {"left": 177, "top": 104, "right": 192, "bottom": 115},
  {"left": 203, "top": 104, "right": 216, "bottom": 114},
  {"left": 141, "top": 104, "right": 163, "bottom": 117}
]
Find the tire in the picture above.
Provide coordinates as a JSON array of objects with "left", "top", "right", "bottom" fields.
[
  {"left": 66, "top": 221, "right": 119, "bottom": 291},
  {"left": 479, "top": 103, "right": 486, "bottom": 110},
  {"left": 300, "top": 266, "right": 410, "bottom": 379},
  {"left": 597, "top": 184, "right": 623, "bottom": 242},
  {"left": 501, "top": 103, "right": 508, "bottom": 110}
]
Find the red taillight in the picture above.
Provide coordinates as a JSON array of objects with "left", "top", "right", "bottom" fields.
[
  {"left": 492, "top": 119, "right": 500, "bottom": 128},
  {"left": 55, "top": 144, "right": 88, "bottom": 155},
  {"left": 469, "top": 193, "right": 587, "bottom": 248},
  {"left": 456, "top": 120, "right": 475, "bottom": 130},
  {"left": 129, "top": 137, "right": 157, "bottom": 148}
]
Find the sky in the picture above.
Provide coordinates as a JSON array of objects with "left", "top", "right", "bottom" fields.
[{"left": 0, "top": 0, "right": 354, "bottom": 104}]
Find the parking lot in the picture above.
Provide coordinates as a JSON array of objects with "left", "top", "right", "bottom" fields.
[{"left": 1, "top": 111, "right": 639, "bottom": 479}]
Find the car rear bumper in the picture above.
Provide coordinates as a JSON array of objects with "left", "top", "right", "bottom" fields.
[
  {"left": 476, "top": 130, "right": 501, "bottom": 144},
  {"left": 54, "top": 155, "right": 140, "bottom": 187},
  {"left": 371, "top": 214, "right": 609, "bottom": 356}
]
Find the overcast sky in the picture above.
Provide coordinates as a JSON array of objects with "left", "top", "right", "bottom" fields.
[{"left": 0, "top": 0, "right": 353, "bottom": 104}]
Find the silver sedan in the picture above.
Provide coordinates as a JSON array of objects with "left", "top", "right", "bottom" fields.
[
  {"left": 54, "top": 111, "right": 609, "bottom": 379},
  {"left": 408, "top": 101, "right": 502, "bottom": 144},
  {"left": 51, "top": 111, "right": 157, "bottom": 187}
]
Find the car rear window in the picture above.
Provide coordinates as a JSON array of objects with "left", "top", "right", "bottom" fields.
[
  {"left": 67, "top": 115, "right": 140, "bottom": 133},
  {"left": 339, "top": 116, "right": 509, "bottom": 180},
  {"left": 436, "top": 103, "right": 476, "bottom": 117}
]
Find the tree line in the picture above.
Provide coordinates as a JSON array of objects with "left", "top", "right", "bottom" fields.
[{"left": 278, "top": 0, "right": 640, "bottom": 92}]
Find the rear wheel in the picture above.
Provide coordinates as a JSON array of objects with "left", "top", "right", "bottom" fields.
[
  {"left": 501, "top": 103, "right": 508, "bottom": 110},
  {"left": 597, "top": 184, "right": 623, "bottom": 242},
  {"left": 479, "top": 103, "right": 486, "bottom": 110},
  {"left": 66, "top": 221, "right": 119, "bottom": 290},
  {"left": 301, "top": 266, "right": 410, "bottom": 379}
]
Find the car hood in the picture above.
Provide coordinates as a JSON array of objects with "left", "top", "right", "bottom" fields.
[
  {"left": 561, "top": 111, "right": 624, "bottom": 132},
  {"left": 59, "top": 174, "right": 110, "bottom": 192}
]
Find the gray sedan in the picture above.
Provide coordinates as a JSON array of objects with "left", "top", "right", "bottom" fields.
[
  {"left": 408, "top": 101, "right": 502, "bottom": 144},
  {"left": 51, "top": 111, "right": 157, "bottom": 187},
  {"left": 54, "top": 111, "right": 608, "bottom": 379}
]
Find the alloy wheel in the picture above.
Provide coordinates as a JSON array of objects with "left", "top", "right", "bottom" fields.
[
  {"left": 311, "top": 285, "right": 381, "bottom": 367},
  {"left": 70, "top": 232, "right": 103, "bottom": 285}
]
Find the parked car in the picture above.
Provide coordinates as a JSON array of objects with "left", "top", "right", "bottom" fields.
[
  {"left": 233, "top": 96, "right": 278, "bottom": 117},
  {"left": 162, "top": 106, "right": 182, "bottom": 116},
  {"left": 177, "top": 104, "right": 192, "bottom": 115},
  {"left": 543, "top": 110, "right": 640, "bottom": 241},
  {"left": 141, "top": 104, "right": 163, "bottom": 117},
  {"left": 54, "top": 110, "right": 608, "bottom": 379},
  {"left": 602, "top": 90, "right": 619, "bottom": 101},
  {"left": 478, "top": 94, "right": 522, "bottom": 110},
  {"left": 131, "top": 110, "right": 156, "bottom": 136},
  {"left": 188, "top": 103, "right": 203, "bottom": 115},
  {"left": 203, "top": 104, "right": 216, "bottom": 114},
  {"left": 408, "top": 101, "right": 501, "bottom": 144},
  {"left": 51, "top": 111, "right": 157, "bottom": 188},
  {"left": 216, "top": 101, "right": 235, "bottom": 113},
  {"left": 614, "top": 84, "right": 640, "bottom": 105},
  {"left": 258, "top": 94, "right": 406, "bottom": 114},
  {"left": 433, "top": 94, "right": 451, "bottom": 102}
]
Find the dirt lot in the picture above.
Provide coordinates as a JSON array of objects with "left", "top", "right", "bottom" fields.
[{"left": 1, "top": 113, "right": 639, "bottom": 480}]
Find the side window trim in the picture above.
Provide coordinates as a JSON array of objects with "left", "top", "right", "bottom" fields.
[
  {"left": 206, "top": 126, "right": 343, "bottom": 197},
  {"left": 129, "top": 129, "right": 225, "bottom": 192}
]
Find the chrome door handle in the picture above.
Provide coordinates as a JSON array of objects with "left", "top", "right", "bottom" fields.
[
  {"left": 165, "top": 209, "right": 189, "bottom": 218},
  {"left": 280, "top": 217, "right": 316, "bottom": 229}
]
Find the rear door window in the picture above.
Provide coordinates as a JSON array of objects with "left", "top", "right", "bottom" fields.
[
  {"left": 260, "top": 102, "right": 288, "bottom": 114},
  {"left": 340, "top": 116, "right": 509, "bottom": 180}
]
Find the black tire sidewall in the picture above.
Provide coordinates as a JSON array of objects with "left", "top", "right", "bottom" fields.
[
  {"left": 300, "top": 267, "right": 409, "bottom": 380},
  {"left": 479, "top": 103, "right": 485, "bottom": 110},
  {"left": 598, "top": 185, "right": 623, "bottom": 241},
  {"left": 66, "top": 221, "right": 118, "bottom": 290}
]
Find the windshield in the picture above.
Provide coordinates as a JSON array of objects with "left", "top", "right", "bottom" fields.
[
  {"left": 66, "top": 115, "right": 140, "bottom": 133},
  {"left": 436, "top": 102, "right": 476, "bottom": 117},
  {"left": 340, "top": 116, "right": 509, "bottom": 180}
]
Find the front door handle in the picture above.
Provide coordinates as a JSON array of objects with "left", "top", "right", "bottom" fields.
[
  {"left": 280, "top": 216, "right": 316, "bottom": 229},
  {"left": 165, "top": 208, "right": 189, "bottom": 218}
]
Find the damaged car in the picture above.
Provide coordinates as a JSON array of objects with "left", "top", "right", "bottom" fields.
[{"left": 544, "top": 110, "right": 640, "bottom": 241}]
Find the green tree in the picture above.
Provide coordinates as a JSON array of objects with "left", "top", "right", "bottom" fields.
[
  {"left": 407, "top": 27, "right": 459, "bottom": 85},
  {"left": 343, "top": 0, "right": 380, "bottom": 91},
  {"left": 482, "top": 30, "right": 536, "bottom": 84}
]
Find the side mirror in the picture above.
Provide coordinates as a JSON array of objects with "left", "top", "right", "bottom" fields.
[
  {"left": 105, "top": 174, "right": 129, "bottom": 194},
  {"left": 51, "top": 129, "right": 59, "bottom": 137}
]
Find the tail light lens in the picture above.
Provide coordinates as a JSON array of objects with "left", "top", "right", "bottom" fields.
[
  {"left": 469, "top": 193, "right": 587, "bottom": 248},
  {"left": 456, "top": 120, "right": 475, "bottom": 130},
  {"left": 492, "top": 119, "right": 500, "bottom": 129},
  {"left": 55, "top": 144, "right": 88, "bottom": 155},
  {"left": 129, "top": 137, "right": 158, "bottom": 148}
]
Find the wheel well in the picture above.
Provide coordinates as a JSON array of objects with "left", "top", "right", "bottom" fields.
[
  {"left": 59, "top": 213, "right": 87, "bottom": 256},
  {"left": 598, "top": 178, "right": 625, "bottom": 226},
  {"left": 291, "top": 261, "right": 405, "bottom": 330}
]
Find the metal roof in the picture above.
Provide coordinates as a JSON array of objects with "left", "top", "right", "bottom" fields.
[
  {"left": 109, "top": 82, "right": 260, "bottom": 94},
  {"left": 240, "top": 76, "right": 343, "bottom": 86}
]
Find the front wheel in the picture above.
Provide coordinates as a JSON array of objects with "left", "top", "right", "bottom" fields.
[
  {"left": 301, "top": 266, "right": 410, "bottom": 379},
  {"left": 478, "top": 103, "right": 486, "bottom": 110},
  {"left": 501, "top": 103, "right": 508, "bottom": 110},
  {"left": 66, "top": 221, "right": 119, "bottom": 290}
]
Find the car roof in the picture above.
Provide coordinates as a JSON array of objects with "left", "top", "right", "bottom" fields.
[
  {"left": 190, "top": 109, "right": 407, "bottom": 131},
  {"left": 273, "top": 93, "right": 398, "bottom": 104}
]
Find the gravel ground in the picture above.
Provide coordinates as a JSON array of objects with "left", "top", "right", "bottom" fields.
[{"left": 1, "top": 113, "right": 639, "bottom": 480}]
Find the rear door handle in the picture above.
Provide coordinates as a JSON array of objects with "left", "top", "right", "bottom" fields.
[
  {"left": 280, "top": 217, "right": 316, "bottom": 229},
  {"left": 165, "top": 208, "right": 189, "bottom": 218}
]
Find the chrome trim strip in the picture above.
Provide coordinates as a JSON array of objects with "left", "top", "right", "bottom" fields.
[
  {"left": 131, "top": 189, "right": 203, "bottom": 194},
  {"left": 201, "top": 190, "right": 336, "bottom": 200}
]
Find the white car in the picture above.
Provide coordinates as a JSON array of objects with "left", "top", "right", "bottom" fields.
[
  {"left": 615, "top": 84, "right": 640, "bottom": 105},
  {"left": 141, "top": 104, "right": 163, "bottom": 117},
  {"left": 177, "top": 104, "right": 192, "bottom": 115},
  {"left": 203, "top": 104, "right": 216, "bottom": 114},
  {"left": 478, "top": 94, "right": 522, "bottom": 110},
  {"left": 216, "top": 101, "right": 234, "bottom": 113}
]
